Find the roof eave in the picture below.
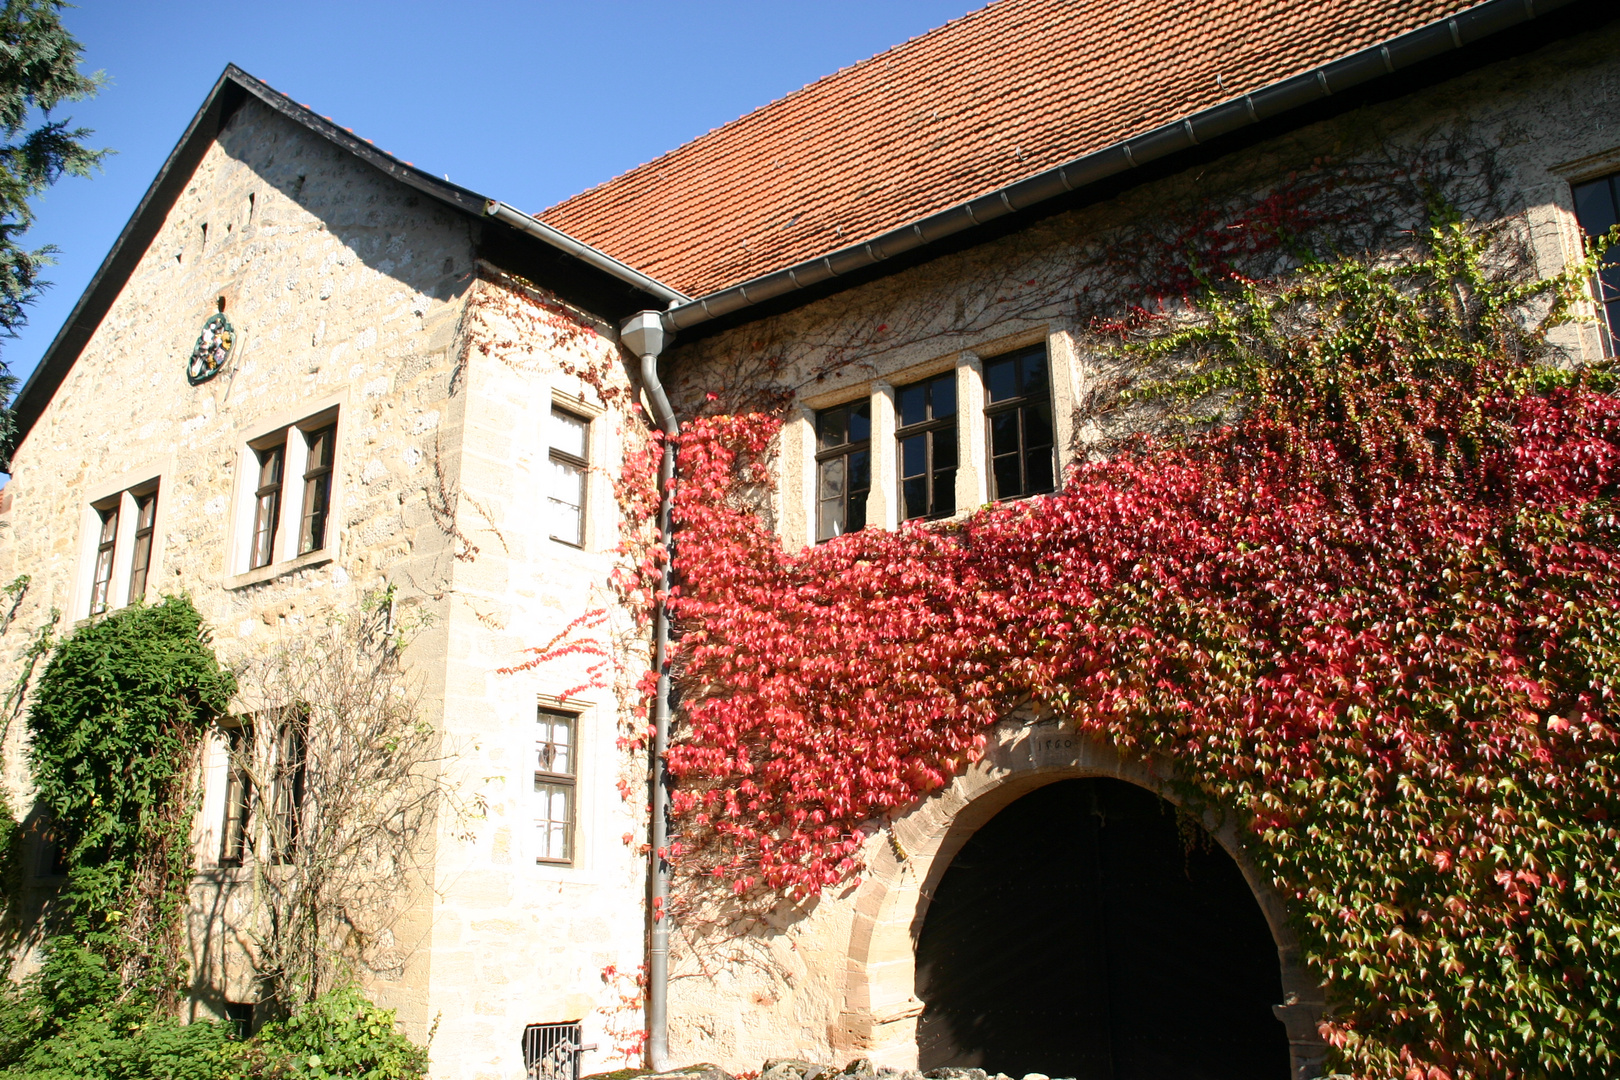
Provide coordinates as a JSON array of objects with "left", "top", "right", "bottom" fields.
[
  {"left": 7, "top": 65, "right": 683, "bottom": 456},
  {"left": 662, "top": 0, "right": 1584, "bottom": 336}
]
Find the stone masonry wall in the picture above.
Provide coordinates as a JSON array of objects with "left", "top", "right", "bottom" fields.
[
  {"left": 0, "top": 95, "right": 651, "bottom": 1080},
  {"left": 421, "top": 270, "right": 652, "bottom": 1080},
  {"left": 655, "top": 25, "right": 1620, "bottom": 1073}
]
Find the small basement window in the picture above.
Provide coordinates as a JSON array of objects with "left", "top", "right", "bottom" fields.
[{"left": 521, "top": 1021, "right": 590, "bottom": 1080}]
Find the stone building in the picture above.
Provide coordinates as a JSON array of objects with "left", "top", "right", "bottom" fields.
[{"left": 2, "top": 1, "right": 1617, "bottom": 1079}]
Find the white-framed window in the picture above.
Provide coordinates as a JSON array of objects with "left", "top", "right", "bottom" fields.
[
  {"left": 232, "top": 408, "right": 339, "bottom": 576},
  {"left": 75, "top": 478, "right": 161, "bottom": 618},
  {"left": 533, "top": 706, "right": 578, "bottom": 864},
  {"left": 549, "top": 407, "right": 590, "bottom": 547}
]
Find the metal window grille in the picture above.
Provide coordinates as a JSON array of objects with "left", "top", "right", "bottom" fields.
[
  {"left": 224, "top": 1001, "right": 254, "bottom": 1041},
  {"left": 521, "top": 1021, "right": 594, "bottom": 1080}
]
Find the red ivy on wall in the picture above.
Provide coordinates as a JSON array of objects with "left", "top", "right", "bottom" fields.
[{"left": 663, "top": 224, "right": 1620, "bottom": 1078}]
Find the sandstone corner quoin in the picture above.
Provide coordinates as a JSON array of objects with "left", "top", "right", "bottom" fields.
[{"left": 1, "top": 2, "right": 1618, "bottom": 1080}]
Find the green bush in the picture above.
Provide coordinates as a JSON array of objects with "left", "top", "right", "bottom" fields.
[
  {"left": 236, "top": 988, "right": 429, "bottom": 1080},
  {"left": 0, "top": 977, "right": 426, "bottom": 1080}
]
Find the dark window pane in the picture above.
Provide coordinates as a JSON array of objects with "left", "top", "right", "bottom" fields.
[
  {"left": 901, "top": 433, "right": 926, "bottom": 477},
  {"left": 898, "top": 383, "right": 927, "bottom": 427},
  {"left": 258, "top": 446, "right": 282, "bottom": 488},
  {"left": 1021, "top": 350, "right": 1049, "bottom": 398},
  {"left": 903, "top": 476, "right": 927, "bottom": 520},
  {"left": 934, "top": 425, "right": 958, "bottom": 469},
  {"left": 1574, "top": 179, "right": 1619, "bottom": 240},
  {"left": 993, "top": 454, "right": 1021, "bottom": 499},
  {"left": 934, "top": 469, "right": 957, "bottom": 517},
  {"left": 307, "top": 427, "right": 332, "bottom": 470},
  {"left": 849, "top": 448, "right": 871, "bottom": 494},
  {"left": 984, "top": 357, "right": 1018, "bottom": 402},
  {"left": 817, "top": 406, "right": 847, "bottom": 450},
  {"left": 1026, "top": 446, "right": 1055, "bottom": 494},
  {"left": 1025, "top": 402, "right": 1054, "bottom": 450},
  {"left": 848, "top": 400, "right": 871, "bottom": 443},
  {"left": 1600, "top": 263, "right": 1620, "bottom": 300},
  {"left": 847, "top": 489, "right": 867, "bottom": 533},
  {"left": 991, "top": 411, "right": 1020, "bottom": 457},
  {"left": 932, "top": 374, "right": 957, "bottom": 418}
]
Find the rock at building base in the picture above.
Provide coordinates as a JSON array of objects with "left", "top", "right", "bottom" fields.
[
  {"left": 643, "top": 1064, "right": 735, "bottom": 1080},
  {"left": 761, "top": 1061, "right": 829, "bottom": 1080}
]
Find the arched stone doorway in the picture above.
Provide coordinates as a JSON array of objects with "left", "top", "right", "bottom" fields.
[
  {"left": 834, "top": 721, "right": 1327, "bottom": 1080},
  {"left": 915, "top": 777, "right": 1287, "bottom": 1078}
]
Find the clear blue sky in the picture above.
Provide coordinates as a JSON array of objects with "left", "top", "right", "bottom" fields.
[{"left": 4, "top": 0, "right": 978, "bottom": 389}]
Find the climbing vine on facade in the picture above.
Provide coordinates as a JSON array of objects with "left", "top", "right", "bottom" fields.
[
  {"left": 662, "top": 218, "right": 1620, "bottom": 1079},
  {"left": 25, "top": 593, "right": 235, "bottom": 998}
]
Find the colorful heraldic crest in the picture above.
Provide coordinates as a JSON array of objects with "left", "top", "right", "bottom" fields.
[{"left": 187, "top": 313, "right": 234, "bottom": 384}]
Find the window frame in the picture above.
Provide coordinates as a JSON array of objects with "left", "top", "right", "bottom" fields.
[
  {"left": 983, "top": 344, "right": 1057, "bottom": 503},
  {"left": 298, "top": 424, "right": 336, "bottom": 556},
  {"left": 548, "top": 407, "right": 591, "bottom": 548},
  {"left": 894, "top": 371, "right": 959, "bottom": 522},
  {"left": 1572, "top": 170, "right": 1620, "bottom": 358},
  {"left": 219, "top": 721, "right": 254, "bottom": 868},
  {"left": 76, "top": 472, "right": 164, "bottom": 620},
  {"left": 231, "top": 404, "right": 341, "bottom": 579},
  {"left": 248, "top": 438, "right": 284, "bottom": 571},
  {"left": 89, "top": 500, "right": 119, "bottom": 616},
  {"left": 815, "top": 398, "right": 873, "bottom": 542},
  {"left": 269, "top": 707, "right": 308, "bottom": 865},
  {"left": 126, "top": 488, "right": 159, "bottom": 605},
  {"left": 533, "top": 706, "right": 579, "bottom": 865}
]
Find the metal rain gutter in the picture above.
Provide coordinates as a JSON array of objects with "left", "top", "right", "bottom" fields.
[
  {"left": 484, "top": 200, "right": 690, "bottom": 306},
  {"left": 660, "top": 0, "right": 1575, "bottom": 335}
]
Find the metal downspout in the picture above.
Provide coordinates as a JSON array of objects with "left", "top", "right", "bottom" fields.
[{"left": 618, "top": 311, "right": 678, "bottom": 1072}]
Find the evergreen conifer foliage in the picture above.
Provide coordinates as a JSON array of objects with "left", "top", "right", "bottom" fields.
[
  {"left": 26, "top": 594, "right": 234, "bottom": 993},
  {"left": 0, "top": 0, "right": 104, "bottom": 336}
]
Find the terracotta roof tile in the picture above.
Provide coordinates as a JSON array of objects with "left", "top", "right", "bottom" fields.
[{"left": 539, "top": 0, "right": 1478, "bottom": 298}]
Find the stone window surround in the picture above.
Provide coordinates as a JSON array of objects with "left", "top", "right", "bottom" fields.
[
  {"left": 1548, "top": 145, "right": 1620, "bottom": 360},
  {"left": 1528, "top": 145, "right": 1620, "bottom": 364},
  {"left": 547, "top": 387, "right": 608, "bottom": 553},
  {"left": 224, "top": 391, "right": 348, "bottom": 589},
  {"left": 528, "top": 693, "right": 597, "bottom": 877},
  {"left": 71, "top": 459, "right": 172, "bottom": 622},
  {"left": 782, "top": 326, "right": 1079, "bottom": 551}
]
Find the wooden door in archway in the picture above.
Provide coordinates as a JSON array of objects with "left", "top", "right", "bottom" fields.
[{"left": 915, "top": 778, "right": 1290, "bottom": 1079}]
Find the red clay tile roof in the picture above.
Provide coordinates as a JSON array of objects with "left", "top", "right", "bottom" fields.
[{"left": 539, "top": 0, "right": 1476, "bottom": 298}]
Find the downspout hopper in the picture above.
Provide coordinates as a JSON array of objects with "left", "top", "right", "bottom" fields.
[{"left": 618, "top": 309, "right": 677, "bottom": 1071}]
